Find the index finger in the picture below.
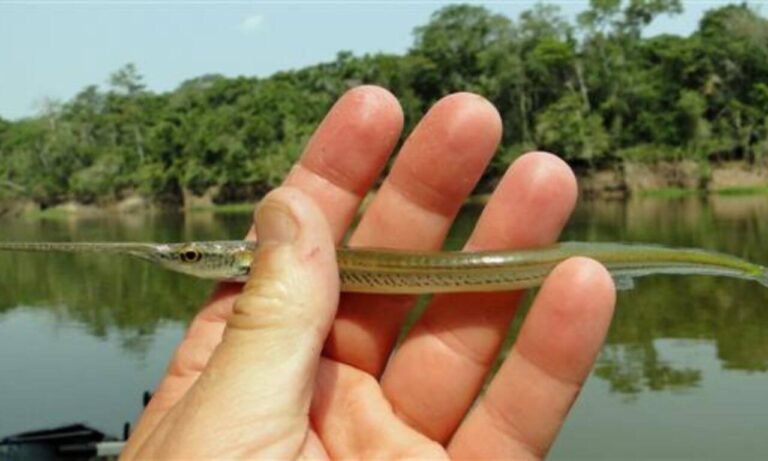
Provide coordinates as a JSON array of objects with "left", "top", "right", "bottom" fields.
[
  {"left": 324, "top": 93, "right": 503, "bottom": 375},
  {"left": 283, "top": 85, "right": 404, "bottom": 242}
]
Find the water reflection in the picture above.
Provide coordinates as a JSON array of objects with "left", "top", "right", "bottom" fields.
[
  {"left": 595, "top": 343, "right": 703, "bottom": 396},
  {"left": 568, "top": 195, "right": 768, "bottom": 393},
  {"left": 0, "top": 212, "right": 251, "bottom": 353},
  {"left": 1, "top": 196, "right": 767, "bottom": 384}
]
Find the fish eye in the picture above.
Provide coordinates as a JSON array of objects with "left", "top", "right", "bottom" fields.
[{"left": 179, "top": 248, "right": 202, "bottom": 263}]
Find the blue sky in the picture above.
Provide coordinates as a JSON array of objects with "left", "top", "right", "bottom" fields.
[{"left": 0, "top": 1, "right": 726, "bottom": 120}]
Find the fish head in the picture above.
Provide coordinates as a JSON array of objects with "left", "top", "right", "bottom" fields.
[{"left": 134, "top": 241, "right": 253, "bottom": 281}]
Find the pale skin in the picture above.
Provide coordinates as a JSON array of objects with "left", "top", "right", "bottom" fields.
[{"left": 120, "top": 87, "right": 616, "bottom": 460}]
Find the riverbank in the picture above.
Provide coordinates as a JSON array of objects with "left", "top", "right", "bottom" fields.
[
  {"left": 578, "top": 160, "right": 768, "bottom": 198},
  {"left": 2, "top": 160, "right": 767, "bottom": 218}
]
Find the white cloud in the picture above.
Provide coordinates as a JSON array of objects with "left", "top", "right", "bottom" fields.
[{"left": 239, "top": 14, "right": 264, "bottom": 34}]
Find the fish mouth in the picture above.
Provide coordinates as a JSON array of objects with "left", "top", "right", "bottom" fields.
[{"left": 122, "top": 243, "right": 179, "bottom": 263}]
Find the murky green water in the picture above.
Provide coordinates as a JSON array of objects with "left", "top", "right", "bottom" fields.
[{"left": 1, "top": 196, "right": 767, "bottom": 458}]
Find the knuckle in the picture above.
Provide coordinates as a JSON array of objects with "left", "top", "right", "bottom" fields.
[
  {"left": 167, "top": 338, "right": 209, "bottom": 378},
  {"left": 229, "top": 276, "right": 302, "bottom": 330}
]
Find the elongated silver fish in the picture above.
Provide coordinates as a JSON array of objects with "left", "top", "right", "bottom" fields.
[{"left": 0, "top": 241, "right": 765, "bottom": 294}]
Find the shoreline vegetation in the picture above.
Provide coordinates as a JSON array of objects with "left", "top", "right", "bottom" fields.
[
  {"left": 1, "top": 3, "right": 766, "bottom": 216},
  {"left": 3, "top": 158, "right": 768, "bottom": 218}
]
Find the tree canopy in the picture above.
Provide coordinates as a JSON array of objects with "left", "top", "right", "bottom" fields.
[{"left": 1, "top": 2, "right": 766, "bottom": 206}]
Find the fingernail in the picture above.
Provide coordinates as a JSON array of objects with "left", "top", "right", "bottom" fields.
[{"left": 257, "top": 202, "right": 298, "bottom": 244}]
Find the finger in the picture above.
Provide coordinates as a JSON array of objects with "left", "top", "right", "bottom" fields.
[
  {"left": 127, "top": 187, "right": 339, "bottom": 459},
  {"left": 324, "top": 93, "right": 502, "bottom": 376},
  {"left": 380, "top": 152, "right": 577, "bottom": 442},
  {"left": 283, "top": 85, "right": 403, "bottom": 242},
  {"left": 449, "top": 258, "right": 615, "bottom": 460},
  {"left": 124, "top": 85, "right": 402, "bottom": 450},
  {"left": 311, "top": 359, "right": 446, "bottom": 460}
]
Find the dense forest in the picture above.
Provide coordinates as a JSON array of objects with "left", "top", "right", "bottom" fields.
[{"left": 1, "top": 1, "right": 767, "bottom": 207}]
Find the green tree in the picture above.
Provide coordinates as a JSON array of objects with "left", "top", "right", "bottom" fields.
[
  {"left": 109, "top": 63, "right": 146, "bottom": 96},
  {"left": 697, "top": 5, "right": 768, "bottom": 160},
  {"left": 579, "top": 0, "right": 682, "bottom": 146},
  {"left": 535, "top": 93, "right": 610, "bottom": 164},
  {"left": 1, "top": 2, "right": 767, "bottom": 207},
  {"left": 411, "top": 5, "right": 513, "bottom": 99},
  {"left": 676, "top": 90, "right": 710, "bottom": 157}
]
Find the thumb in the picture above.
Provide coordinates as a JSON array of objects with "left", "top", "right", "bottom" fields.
[{"left": 158, "top": 187, "right": 339, "bottom": 458}]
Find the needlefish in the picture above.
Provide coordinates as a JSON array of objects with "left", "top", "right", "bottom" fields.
[{"left": 0, "top": 240, "right": 766, "bottom": 294}]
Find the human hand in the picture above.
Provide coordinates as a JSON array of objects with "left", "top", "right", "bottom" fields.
[{"left": 121, "top": 87, "right": 616, "bottom": 460}]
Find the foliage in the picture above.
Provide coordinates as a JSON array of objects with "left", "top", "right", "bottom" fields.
[
  {"left": 535, "top": 93, "right": 610, "bottom": 164},
  {"left": 0, "top": 3, "right": 766, "bottom": 206}
]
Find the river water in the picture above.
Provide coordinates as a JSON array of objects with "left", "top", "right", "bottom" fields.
[{"left": 1, "top": 195, "right": 767, "bottom": 459}]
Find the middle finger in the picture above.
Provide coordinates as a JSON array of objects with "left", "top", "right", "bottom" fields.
[{"left": 324, "top": 92, "right": 502, "bottom": 376}]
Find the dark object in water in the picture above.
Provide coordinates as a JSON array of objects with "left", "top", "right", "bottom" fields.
[{"left": 0, "top": 423, "right": 122, "bottom": 460}]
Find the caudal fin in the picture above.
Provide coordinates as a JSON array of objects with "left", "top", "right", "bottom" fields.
[{"left": 755, "top": 267, "right": 768, "bottom": 288}]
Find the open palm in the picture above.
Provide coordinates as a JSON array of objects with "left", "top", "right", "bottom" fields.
[{"left": 121, "top": 87, "right": 615, "bottom": 460}]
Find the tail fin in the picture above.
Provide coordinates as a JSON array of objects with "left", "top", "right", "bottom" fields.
[{"left": 756, "top": 266, "right": 768, "bottom": 288}]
